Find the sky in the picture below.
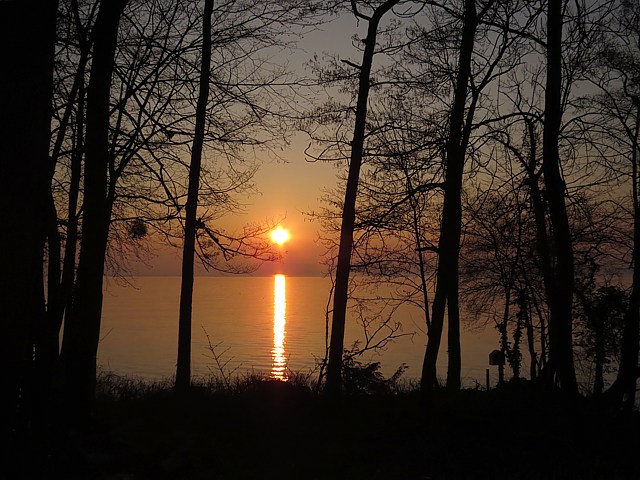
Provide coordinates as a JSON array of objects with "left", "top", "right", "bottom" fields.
[
  {"left": 132, "top": 12, "right": 366, "bottom": 277},
  {"left": 221, "top": 134, "right": 340, "bottom": 277},
  {"left": 135, "top": 148, "right": 338, "bottom": 276}
]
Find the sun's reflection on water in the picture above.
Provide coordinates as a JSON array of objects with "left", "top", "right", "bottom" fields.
[{"left": 272, "top": 274, "right": 287, "bottom": 380}]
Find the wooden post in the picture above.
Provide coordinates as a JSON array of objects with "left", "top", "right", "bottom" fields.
[{"left": 486, "top": 368, "right": 490, "bottom": 390}]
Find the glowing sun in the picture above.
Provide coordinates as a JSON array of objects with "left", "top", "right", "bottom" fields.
[{"left": 270, "top": 227, "right": 290, "bottom": 246}]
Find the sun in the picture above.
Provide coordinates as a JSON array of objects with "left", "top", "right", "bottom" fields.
[{"left": 270, "top": 227, "right": 290, "bottom": 246}]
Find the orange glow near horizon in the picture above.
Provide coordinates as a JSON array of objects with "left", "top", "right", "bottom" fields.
[
  {"left": 272, "top": 274, "right": 287, "bottom": 380},
  {"left": 270, "top": 227, "right": 290, "bottom": 246}
]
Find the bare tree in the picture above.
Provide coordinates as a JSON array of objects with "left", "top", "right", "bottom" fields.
[
  {"left": 582, "top": 0, "right": 640, "bottom": 409},
  {"left": 0, "top": 0, "right": 58, "bottom": 433},
  {"left": 539, "top": 0, "right": 579, "bottom": 394},
  {"left": 174, "top": 0, "right": 213, "bottom": 393},
  {"left": 461, "top": 188, "right": 533, "bottom": 380},
  {"left": 168, "top": 0, "right": 328, "bottom": 390},
  {"left": 325, "top": 0, "right": 401, "bottom": 396},
  {"left": 60, "top": 0, "right": 128, "bottom": 421},
  {"left": 418, "top": 0, "right": 479, "bottom": 393}
]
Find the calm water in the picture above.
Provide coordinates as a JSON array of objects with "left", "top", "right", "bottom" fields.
[{"left": 98, "top": 275, "right": 501, "bottom": 385}]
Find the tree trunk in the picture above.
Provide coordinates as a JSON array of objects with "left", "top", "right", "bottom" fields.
[
  {"left": 523, "top": 119, "right": 556, "bottom": 380},
  {"left": 525, "top": 296, "right": 538, "bottom": 380},
  {"left": 447, "top": 264, "right": 462, "bottom": 389},
  {"left": 35, "top": 190, "right": 63, "bottom": 422},
  {"left": 0, "top": 0, "right": 57, "bottom": 435},
  {"left": 541, "top": 0, "right": 577, "bottom": 394},
  {"left": 44, "top": 191, "right": 62, "bottom": 360},
  {"left": 612, "top": 106, "right": 640, "bottom": 410},
  {"left": 420, "top": 0, "right": 476, "bottom": 394},
  {"left": 61, "top": 0, "right": 127, "bottom": 421},
  {"left": 60, "top": 81, "right": 85, "bottom": 332},
  {"left": 175, "top": 0, "right": 214, "bottom": 393},
  {"left": 325, "top": 0, "right": 400, "bottom": 396},
  {"left": 500, "top": 286, "right": 512, "bottom": 375},
  {"left": 52, "top": 0, "right": 90, "bottom": 337},
  {"left": 593, "top": 314, "right": 605, "bottom": 396},
  {"left": 616, "top": 263, "right": 640, "bottom": 410}
]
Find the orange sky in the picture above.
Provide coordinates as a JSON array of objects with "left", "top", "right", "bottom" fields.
[
  {"left": 127, "top": 13, "right": 390, "bottom": 277},
  {"left": 232, "top": 135, "right": 339, "bottom": 277},
  {"left": 130, "top": 135, "right": 338, "bottom": 277},
  {"left": 129, "top": 14, "right": 369, "bottom": 277}
]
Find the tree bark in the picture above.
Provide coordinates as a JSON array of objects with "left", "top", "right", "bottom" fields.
[
  {"left": 60, "top": 79, "right": 85, "bottom": 336},
  {"left": 525, "top": 295, "right": 538, "bottom": 380},
  {"left": 521, "top": 119, "right": 552, "bottom": 372},
  {"left": 499, "top": 286, "right": 512, "bottom": 375},
  {"left": 0, "top": 0, "right": 57, "bottom": 435},
  {"left": 175, "top": 0, "right": 214, "bottom": 393},
  {"left": 61, "top": 0, "right": 128, "bottom": 421},
  {"left": 541, "top": 0, "right": 578, "bottom": 394},
  {"left": 593, "top": 314, "right": 605, "bottom": 396},
  {"left": 420, "top": 0, "right": 476, "bottom": 394},
  {"left": 615, "top": 239, "right": 640, "bottom": 410},
  {"left": 613, "top": 103, "right": 640, "bottom": 410},
  {"left": 325, "top": 0, "right": 400, "bottom": 396},
  {"left": 52, "top": 0, "right": 90, "bottom": 340}
]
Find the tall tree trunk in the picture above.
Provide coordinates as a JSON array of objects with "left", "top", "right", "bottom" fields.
[
  {"left": 175, "top": 0, "right": 214, "bottom": 393},
  {"left": 421, "top": 0, "right": 476, "bottom": 394},
  {"left": 542, "top": 0, "right": 577, "bottom": 394},
  {"left": 521, "top": 118, "right": 555, "bottom": 378},
  {"left": 616, "top": 222, "right": 640, "bottom": 410},
  {"left": 612, "top": 107, "right": 640, "bottom": 410},
  {"left": 325, "top": 0, "right": 400, "bottom": 396},
  {"left": 52, "top": 0, "right": 90, "bottom": 337},
  {"left": 35, "top": 190, "right": 63, "bottom": 421},
  {"left": 447, "top": 262, "right": 462, "bottom": 389},
  {"left": 60, "top": 81, "right": 85, "bottom": 333},
  {"left": 525, "top": 296, "right": 538, "bottom": 380},
  {"left": 44, "top": 193, "right": 62, "bottom": 359},
  {"left": 61, "top": 0, "right": 127, "bottom": 421},
  {"left": 500, "top": 285, "right": 512, "bottom": 376},
  {"left": 593, "top": 313, "right": 605, "bottom": 396},
  {"left": 0, "top": 0, "right": 57, "bottom": 436}
]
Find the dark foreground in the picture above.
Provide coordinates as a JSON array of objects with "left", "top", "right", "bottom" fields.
[{"left": 7, "top": 377, "right": 640, "bottom": 479}]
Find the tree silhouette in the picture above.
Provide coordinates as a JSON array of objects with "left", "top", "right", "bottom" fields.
[
  {"left": 61, "top": 0, "right": 129, "bottom": 421},
  {"left": 175, "top": 0, "right": 213, "bottom": 393},
  {"left": 419, "top": 0, "right": 479, "bottom": 394},
  {"left": 0, "top": 0, "right": 58, "bottom": 434},
  {"left": 582, "top": 0, "right": 640, "bottom": 409},
  {"left": 325, "top": 0, "right": 401, "bottom": 396}
]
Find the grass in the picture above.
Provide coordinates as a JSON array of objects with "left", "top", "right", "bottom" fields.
[{"left": 8, "top": 370, "right": 640, "bottom": 480}]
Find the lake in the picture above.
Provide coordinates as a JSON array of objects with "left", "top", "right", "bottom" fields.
[{"left": 98, "top": 275, "right": 502, "bottom": 386}]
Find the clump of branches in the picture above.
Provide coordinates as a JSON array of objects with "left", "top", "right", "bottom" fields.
[
  {"left": 342, "top": 343, "right": 407, "bottom": 395},
  {"left": 201, "top": 327, "right": 241, "bottom": 389}
]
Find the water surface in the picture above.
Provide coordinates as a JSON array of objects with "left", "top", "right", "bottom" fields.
[{"left": 99, "top": 275, "right": 501, "bottom": 385}]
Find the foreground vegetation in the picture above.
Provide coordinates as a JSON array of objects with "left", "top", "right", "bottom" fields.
[{"left": 7, "top": 370, "right": 639, "bottom": 480}]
